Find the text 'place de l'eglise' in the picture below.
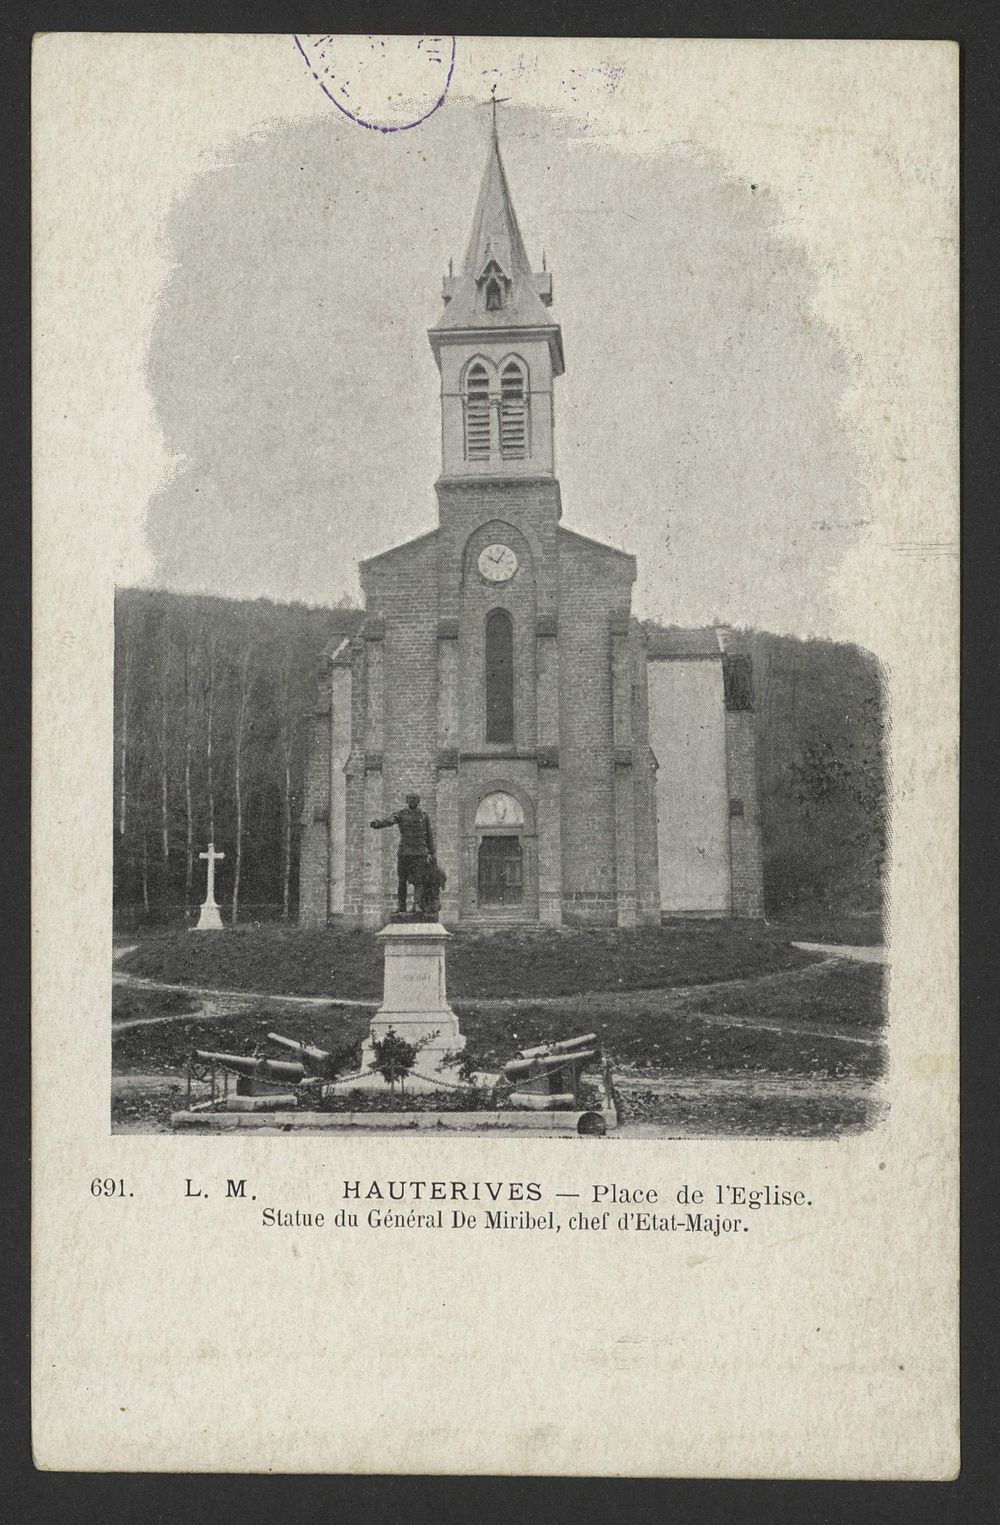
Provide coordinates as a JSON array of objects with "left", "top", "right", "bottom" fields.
[{"left": 298, "top": 119, "right": 764, "bottom": 930}]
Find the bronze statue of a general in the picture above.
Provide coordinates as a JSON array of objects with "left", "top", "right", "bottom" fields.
[{"left": 370, "top": 793, "right": 444, "bottom": 916}]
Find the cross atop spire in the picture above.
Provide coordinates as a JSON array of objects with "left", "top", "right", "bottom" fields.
[{"left": 483, "top": 81, "right": 510, "bottom": 138}]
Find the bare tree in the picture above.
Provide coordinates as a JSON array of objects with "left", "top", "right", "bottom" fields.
[
  {"left": 271, "top": 642, "right": 300, "bottom": 920},
  {"left": 230, "top": 642, "right": 256, "bottom": 925},
  {"left": 198, "top": 623, "right": 218, "bottom": 843},
  {"left": 181, "top": 615, "right": 197, "bottom": 901},
  {"left": 115, "top": 600, "right": 137, "bottom": 839},
  {"left": 158, "top": 630, "right": 171, "bottom": 870}
]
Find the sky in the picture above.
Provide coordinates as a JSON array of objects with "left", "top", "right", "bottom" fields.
[{"left": 34, "top": 36, "right": 958, "bottom": 646}]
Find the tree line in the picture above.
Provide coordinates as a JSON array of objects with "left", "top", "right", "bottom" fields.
[
  {"left": 113, "top": 587, "right": 360, "bottom": 927},
  {"left": 739, "top": 630, "right": 886, "bottom": 915}
]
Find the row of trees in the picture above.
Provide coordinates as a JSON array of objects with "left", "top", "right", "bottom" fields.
[
  {"left": 113, "top": 588, "right": 360, "bottom": 926},
  {"left": 740, "top": 631, "right": 886, "bottom": 914}
]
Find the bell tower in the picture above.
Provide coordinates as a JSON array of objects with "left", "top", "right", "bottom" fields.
[{"left": 429, "top": 114, "right": 564, "bottom": 484}]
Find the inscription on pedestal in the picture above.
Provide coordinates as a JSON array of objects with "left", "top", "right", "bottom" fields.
[{"left": 361, "top": 921, "right": 466, "bottom": 1081}]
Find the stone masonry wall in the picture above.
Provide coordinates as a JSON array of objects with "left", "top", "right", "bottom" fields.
[{"left": 557, "top": 531, "right": 636, "bottom": 925}]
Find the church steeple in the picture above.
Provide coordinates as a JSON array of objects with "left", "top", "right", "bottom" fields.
[
  {"left": 461, "top": 116, "right": 532, "bottom": 283},
  {"left": 431, "top": 115, "right": 562, "bottom": 359},
  {"left": 429, "top": 112, "right": 564, "bottom": 481}
]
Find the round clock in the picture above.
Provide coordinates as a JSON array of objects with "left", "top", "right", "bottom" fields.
[{"left": 478, "top": 544, "right": 518, "bottom": 583}]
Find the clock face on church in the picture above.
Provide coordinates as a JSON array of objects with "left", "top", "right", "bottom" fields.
[{"left": 478, "top": 544, "right": 518, "bottom": 582}]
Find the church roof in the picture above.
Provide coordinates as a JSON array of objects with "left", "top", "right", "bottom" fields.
[
  {"left": 558, "top": 525, "right": 637, "bottom": 568},
  {"left": 432, "top": 272, "right": 555, "bottom": 334},
  {"left": 461, "top": 122, "right": 531, "bottom": 281}
]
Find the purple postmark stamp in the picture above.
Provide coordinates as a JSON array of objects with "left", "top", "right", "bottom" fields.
[{"left": 294, "top": 35, "right": 456, "bottom": 132}]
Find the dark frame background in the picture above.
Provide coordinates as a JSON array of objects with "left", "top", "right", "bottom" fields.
[{"left": 3, "top": 3, "right": 996, "bottom": 1520}]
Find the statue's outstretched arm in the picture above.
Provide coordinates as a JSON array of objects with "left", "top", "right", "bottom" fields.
[{"left": 370, "top": 816, "right": 396, "bottom": 830}]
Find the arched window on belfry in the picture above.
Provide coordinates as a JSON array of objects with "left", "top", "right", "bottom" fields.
[
  {"left": 485, "top": 609, "right": 514, "bottom": 743},
  {"left": 464, "top": 362, "right": 491, "bottom": 461},
  {"left": 485, "top": 277, "right": 503, "bottom": 311},
  {"left": 499, "top": 359, "right": 527, "bottom": 460}
]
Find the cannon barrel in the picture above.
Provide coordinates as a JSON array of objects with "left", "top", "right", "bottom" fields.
[
  {"left": 503, "top": 1049, "right": 597, "bottom": 1081},
  {"left": 192, "top": 1050, "right": 306, "bottom": 1082},
  {"left": 267, "top": 1033, "right": 331, "bottom": 1065},
  {"left": 519, "top": 1034, "right": 598, "bottom": 1059}
]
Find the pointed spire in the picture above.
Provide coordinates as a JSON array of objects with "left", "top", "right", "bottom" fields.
[
  {"left": 461, "top": 123, "right": 532, "bottom": 281},
  {"left": 430, "top": 108, "right": 563, "bottom": 376}
]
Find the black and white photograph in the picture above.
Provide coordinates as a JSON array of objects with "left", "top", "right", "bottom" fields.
[{"left": 107, "top": 41, "right": 891, "bottom": 1140}]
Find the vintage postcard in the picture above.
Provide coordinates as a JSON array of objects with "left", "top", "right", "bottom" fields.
[{"left": 32, "top": 35, "right": 958, "bottom": 1475}]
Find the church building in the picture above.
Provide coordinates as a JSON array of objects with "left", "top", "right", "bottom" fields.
[{"left": 299, "top": 121, "right": 764, "bottom": 929}]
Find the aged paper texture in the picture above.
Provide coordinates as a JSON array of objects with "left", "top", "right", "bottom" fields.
[{"left": 32, "top": 35, "right": 958, "bottom": 1476}]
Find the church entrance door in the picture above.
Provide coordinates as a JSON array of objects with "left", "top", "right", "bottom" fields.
[{"left": 477, "top": 835, "right": 523, "bottom": 906}]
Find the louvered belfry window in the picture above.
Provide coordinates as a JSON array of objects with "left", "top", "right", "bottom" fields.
[
  {"left": 465, "top": 363, "right": 491, "bottom": 461},
  {"left": 500, "top": 362, "right": 527, "bottom": 460}
]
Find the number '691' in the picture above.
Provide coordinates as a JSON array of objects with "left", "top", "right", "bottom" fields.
[{"left": 90, "top": 1178, "right": 128, "bottom": 1197}]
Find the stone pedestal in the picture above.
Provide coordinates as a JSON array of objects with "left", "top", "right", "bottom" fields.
[
  {"left": 193, "top": 843, "right": 226, "bottom": 930},
  {"left": 359, "top": 921, "right": 465, "bottom": 1088},
  {"left": 194, "top": 898, "right": 224, "bottom": 931}
]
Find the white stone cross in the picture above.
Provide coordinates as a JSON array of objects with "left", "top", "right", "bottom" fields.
[
  {"left": 199, "top": 841, "right": 225, "bottom": 902},
  {"left": 194, "top": 842, "right": 225, "bottom": 931}
]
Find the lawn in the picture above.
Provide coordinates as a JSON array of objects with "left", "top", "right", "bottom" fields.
[
  {"left": 113, "top": 960, "right": 885, "bottom": 1087},
  {"left": 768, "top": 906, "right": 883, "bottom": 947},
  {"left": 118, "top": 918, "right": 817, "bottom": 1001},
  {"left": 453, "top": 964, "right": 885, "bottom": 1079},
  {"left": 678, "top": 957, "right": 884, "bottom": 1031}
]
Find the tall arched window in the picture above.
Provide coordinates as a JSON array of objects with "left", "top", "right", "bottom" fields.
[
  {"left": 485, "top": 609, "right": 514, "bottom": 743},
  {"left": 500, "top": 361, "right": 527, "bottom": 460},
  {"left": 464, "top": 362, "right": 491, "bottom": 461}
]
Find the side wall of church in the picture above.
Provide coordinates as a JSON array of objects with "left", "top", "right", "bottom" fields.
[
  {"left": 557, "top": 534, "right": 636, "bottom": 925},
  {"left": 648, "top": 657, "right": 733, "bottom": 915},
  {"left": 630, "top": 633, "right": 662, "bottom": 924}
]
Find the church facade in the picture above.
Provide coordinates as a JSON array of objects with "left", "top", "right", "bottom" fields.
[{"left": 299, "top": 124, "right": 763, "bottom": 929}]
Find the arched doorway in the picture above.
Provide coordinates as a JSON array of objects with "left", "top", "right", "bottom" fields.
[{"left": 474, "top": 791, "right": 526, "bottom": 909}]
